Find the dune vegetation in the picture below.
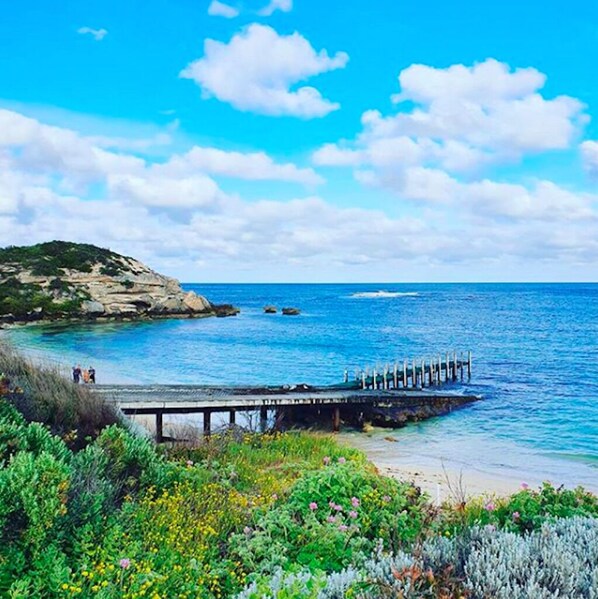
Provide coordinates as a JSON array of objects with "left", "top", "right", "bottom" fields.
[{"left": 0, "top": 344, "right": 597, "bottom": 599}]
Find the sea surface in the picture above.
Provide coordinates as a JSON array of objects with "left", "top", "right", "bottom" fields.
[{"left": 3, "top": 283, "right": 597, "bottom": 491}]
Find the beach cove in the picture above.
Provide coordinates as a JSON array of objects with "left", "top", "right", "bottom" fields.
[{"left": 5, "top": 282, "right": 597, "bottom": 493}]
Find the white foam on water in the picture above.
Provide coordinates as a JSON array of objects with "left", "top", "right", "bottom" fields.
[{"left": 350, "top": 291, "right": 420, "bottom": 299}]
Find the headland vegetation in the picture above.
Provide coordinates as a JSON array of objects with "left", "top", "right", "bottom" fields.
[{"left": 0, "top": 241, "right": 239, "bottom": 325}]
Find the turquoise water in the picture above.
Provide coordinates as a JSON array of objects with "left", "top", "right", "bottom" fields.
[{"left": 3, "top": 283, "right": 597, "bottom": 490}]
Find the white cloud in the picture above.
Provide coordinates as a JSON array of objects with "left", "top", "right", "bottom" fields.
[
  {"left": 315, "top": 59, "right": 585, "bottom": 175},
  {"left": 1, "top": 105, "right": 597, "bottom": 282},
  {"left": 77, "top": 27, "right": 108, "bottom": 41},
  {"left": 207, "top": 0, "right": 239, "bottom": 19},
  {"left": 108, "top": 173, "right": 225, "bottom": 209},
  {"left": 581, "top": 140, "right": 598, "bottom": 178},
  {"left": 159, "top": 146, "right": 323, "bottom": 185},
  {"left": 258, "top": 0, "right": 293, "bottom": 16},
  {"left": 180, "top": 24, "right": 348, "bottom": 118}
]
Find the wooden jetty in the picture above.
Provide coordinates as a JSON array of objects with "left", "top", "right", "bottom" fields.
[{"left": 94, "top": 350, "right": 475, "bottom": 441}]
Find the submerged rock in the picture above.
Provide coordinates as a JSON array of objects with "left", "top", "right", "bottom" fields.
[
  {"left": 282, "top": 307, "right": 301, "bottom": 316},
  {"left": 264, "top": 305, "right": 277, "bottom": 313}
]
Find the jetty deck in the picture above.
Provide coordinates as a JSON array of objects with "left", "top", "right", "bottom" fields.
[{"left": 95, "top": 350, "right": 477, "bottom": 440}]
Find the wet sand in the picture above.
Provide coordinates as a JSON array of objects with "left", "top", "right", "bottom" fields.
[{"left": 339, "top": 432, "right": 547, "bottom": 501}]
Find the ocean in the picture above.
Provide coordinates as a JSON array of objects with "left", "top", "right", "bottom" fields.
[{"left": 3, "top": 283, "right": 597, "bottom": 491}]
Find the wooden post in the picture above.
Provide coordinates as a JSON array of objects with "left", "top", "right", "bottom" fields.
[
  {"left": 453, "top": 351, "right": 458, "bottom": 381},
  {"left": 412, "top": 359, "right": 417, "bottom": 388},
  {"left": 260, "top": 406, "right": 268, "bottom": 432},
  {"left": 203, "top": 409, "right": 211, "bottom": 436},
  {"left": 229, "top": 409, "right": 236, "bottom": 425},
  {"left": 467, "top": 351, "right": 472, "bottom": 379},
  {"left": 393, "top": 363, "right": 398, "bottom": 388},
  {"left": 361, "top": 371, "right": 366, "bottom": 389},
  {"left": 460, "top": 352, "right": 464, "bottom": 381},
  {"left": 373, "top": 368, "right": 377, "bottom": 390},
  {"left": 403, "top": 360, "right": 408, "bottom": 387},
  {"left": 332, "top": 406, "right": 341, "bottom": 432},
  {"left": 437, "top": 355, "right": 441, "bottom": 384},
  {"left": 383, "top": 366, "right": 388, "bottom": 390},
  {"left": 421, "top": 359, "right": 426, "bottom": 387},
  {"left": 155, "top": 410, "right": 164, "bottom": 443},
  {"left": 445, "top": 352, "right": 450, "bottom": 382},
  {"left": 344, "top": 369, "right": 349, "bottom": 383}
]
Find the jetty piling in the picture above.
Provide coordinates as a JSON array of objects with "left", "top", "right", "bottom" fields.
[{"left": 97, "top": 350, "right": 473, "bottom": 440}]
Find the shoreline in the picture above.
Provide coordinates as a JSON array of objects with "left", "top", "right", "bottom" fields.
[{"left": 339, "top": 431, "right": 598, "bottom": 499}]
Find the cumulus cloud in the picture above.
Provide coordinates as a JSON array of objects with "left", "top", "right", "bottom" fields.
[
  {"left": 180, "top": 24, "right": 348, "bottom": 118},
  {"left": 207, "top": 0, "right": 239, "bottom": 18},
  {"left": 158, "top": 146, "right": 323, "bottom": 185},
  {"left": 258, "top": 0, "right": 293, "bottom": 16},
  {"left": 2, "top": 105, "right": 597, "bottom": 281},
  {"left": 581, "top": 140, "right": 598, "bottom": 178},
  {"left": 77, "top": 27, "right": 108, "bottom": 41},
  {"left": 315, "top": 59, "right": 586, "bottom": 175}
]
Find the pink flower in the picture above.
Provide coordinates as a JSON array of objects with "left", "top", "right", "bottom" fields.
[
  {"left": 338, "top": 524, "right": 349, "bottom": 532},
  {"left": 521, "top": 482, "right": 529, "bottom": 490},
  {"left": 338, "top": 457, "right": 346, "bottom": 464},
  {"left": 329, "top": 501, "right": 336, "bottom": 508},
  {"left": 323, "top": 456, "right": 331, "bottom": 465},
  {"left": 512, "top": 511, "right": 521, "bottom": 521},
  {"left": 326, "top": 515, "right": 337, "bottom": 523},
  {"left": 351, "top": 497, "right": 360, "bottom": 508},
  {"left": 383, "top": 495, "right": 391, "bottom": 503},
  {"left": 484, "top": 502, "right": 495, "bottom": 512},
  {"left": 119, "top": 558, "right": 130, "bottom": 570},
  {"left": 349, "top": 510, "right": 358, "bottom": 519},
  {"left": 333, "top": 504, "right": 343, "bottom": 512},
  {"left": 186, "top": 460, "right": 193, "bottom": 467},
  {"left": 243, "top": 526, "right": 252, "bottom": 535},
  {"left": 309, "top": 502, "right": 318, "bottom": 511},
  {"left": 271, "top": 494, "right": 278, "bottom": 500}
]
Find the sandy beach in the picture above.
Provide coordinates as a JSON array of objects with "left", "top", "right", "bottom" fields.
[{"left": 339, "top": 432, "right": 560, "bottom": 501}]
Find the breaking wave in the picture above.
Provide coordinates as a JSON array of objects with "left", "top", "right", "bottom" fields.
[{"left": 350, "top": 291, "right": 420, "bottom": 299}]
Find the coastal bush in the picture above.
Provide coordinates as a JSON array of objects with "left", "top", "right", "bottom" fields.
[
  {"left": 0, "top": 241, "right": 128, "bottom": 277},
  {"left": 237, "top": 518, "right": 598, "bottom": 598},
  {"left": 230, "top": 457, "right": 430, "bottom": 576},
  {"left": 439, "top": 482, "right": 598, "bottom": 534},
  {"left": 0, "top": 343, "right": 120, "bottom": 444}
]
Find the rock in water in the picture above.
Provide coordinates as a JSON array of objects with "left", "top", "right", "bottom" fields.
[
  {"left": 264, "top": 305, "right": 277, "bottom": 313},
  {"left": 0, "top": 241, "right": 239, "bottom": 323},
  {"left": 282, "top": 307, "right": 301, "bottom": 315}
]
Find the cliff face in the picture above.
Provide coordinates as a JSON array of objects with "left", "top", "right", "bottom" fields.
[{"left": 0, "top": 241, "right": 237, "bottom": 323}]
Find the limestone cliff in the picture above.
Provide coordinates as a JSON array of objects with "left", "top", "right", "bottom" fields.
[{"left": 0, "top": 241, "right": 238, "bottom": 323}]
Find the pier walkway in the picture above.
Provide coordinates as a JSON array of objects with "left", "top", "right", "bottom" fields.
[{"left": 95, "top": 350, "right": 475, "bottom": 440}]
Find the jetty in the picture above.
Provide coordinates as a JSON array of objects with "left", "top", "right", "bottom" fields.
[{"left": 95, "top": 351, "right": 477, "bottom": 441}]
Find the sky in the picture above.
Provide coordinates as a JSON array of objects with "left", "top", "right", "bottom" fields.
[{"left": 1, "top": 0, "right": 598, "bottom": 282}]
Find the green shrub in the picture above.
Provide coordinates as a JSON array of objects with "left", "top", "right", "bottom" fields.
[
  {"left": 231, "top": 458, "right": 430, "bottom": 576},
  {"left": 0, "top": 450, "right": 70, "bottom": 550}
]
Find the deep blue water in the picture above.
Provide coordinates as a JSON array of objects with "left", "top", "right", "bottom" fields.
[{"left": 3, "top": 283, "right": 597, "bottom": 489}]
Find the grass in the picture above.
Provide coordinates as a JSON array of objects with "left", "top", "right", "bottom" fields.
[{"left": 0, "top": 342, "right": 120, "bottom": 446}]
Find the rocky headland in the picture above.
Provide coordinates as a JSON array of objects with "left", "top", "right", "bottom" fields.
[{"left": 0, "top": 241, "right": 238, "bottom": 324}]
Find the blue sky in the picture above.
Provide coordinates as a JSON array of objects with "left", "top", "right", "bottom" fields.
[{"left": 1, "top": 0, "right": 597, "bottom": 281}]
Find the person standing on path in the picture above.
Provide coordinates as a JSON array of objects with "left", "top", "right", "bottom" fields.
[
  {"left": 72, "top": 365, "right": 81, "bottom": 384},
  {"left": 88, "top": 366, "right": 96, "bottom": 384}
]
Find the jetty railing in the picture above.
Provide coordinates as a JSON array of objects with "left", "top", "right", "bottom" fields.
[{"left": 347, "top": 350, "right": 471, "bottom": 390}]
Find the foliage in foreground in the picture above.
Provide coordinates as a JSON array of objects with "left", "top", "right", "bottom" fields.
[
  {"left": 0, "top": 386, "right": 597, "bottom": 598},
  {"left": 0, "top": 345, "right": 120, "bottom": 444},
  {"left": 238, "top": 517, "right": 598, "bottom": 599}
]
